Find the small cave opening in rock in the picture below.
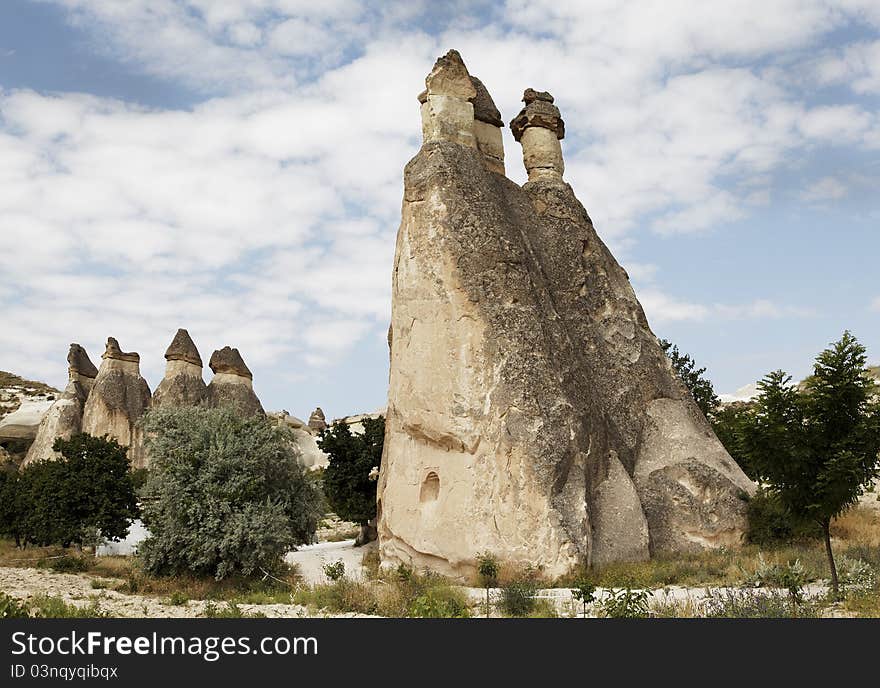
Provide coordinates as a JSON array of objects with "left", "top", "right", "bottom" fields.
[{"left": 420, "top": 471, "right": 440, "bottom": 502}]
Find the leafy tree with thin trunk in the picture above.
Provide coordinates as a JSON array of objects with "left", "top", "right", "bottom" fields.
[
  {"left": 476, "top": 552, "right": 499, "bottom": 618},
  {"left": 742, "top": 332, "right": 880, "bottom": 598}
]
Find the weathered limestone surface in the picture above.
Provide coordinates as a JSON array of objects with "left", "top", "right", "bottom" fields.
[
  {"left": 205, "top": 347, "right": 264, "bottom": 416},
  {"left": 81, "top": 338, "right": 151, "bottom": 468},
  {"left": 377, "top": 52, "right": 755, "bottom": 579},
  {"left": 152, "top": 329, "right": 207, "bottom": 408},
  {"left": 23, "top": 344, "right": 98, "bottom": 466}
]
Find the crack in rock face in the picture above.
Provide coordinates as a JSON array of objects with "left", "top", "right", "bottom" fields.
[{"left": 377, "top": 50, "right": 755, "bottom": 580}]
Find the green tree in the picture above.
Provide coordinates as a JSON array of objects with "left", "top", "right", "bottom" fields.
[
  {"left": 52, "top": 434, "right": 139, "bottom": 547},
  {"left": 659, "top": 339, "right": 720, "bottom": 418},
  {"left": 139, "top": 406, "right": 322, "bottom": 579},
  {"left": 742, "top": 332, "right": 880, "bottom": 598},
  {"left": 8, "top": 434, "right": 137, "bottom": 549},
  {"left": 0, "top": 464, "right": 22, "bottom": 546},
  {"left": 711, "top": 402, "right": 757, "bottom": 479},
  {"left": 317, "top": 416, "right": 384, "bottom": 545}
]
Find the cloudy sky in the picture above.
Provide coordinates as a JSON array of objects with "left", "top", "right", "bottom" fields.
[{"left": 1, "top": 0, "right": 878, "bottom": 418}]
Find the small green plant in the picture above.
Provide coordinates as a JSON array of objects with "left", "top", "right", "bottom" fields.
[
  {"left": 571, "top": 578, "right": 596, "bottom": 617},
  {"left": 323, "top": 560, "right": 346, "bottom": 581},
  {"left": 395, "top": 563, "right": 414, "bottom": 583},
  {"left": 90, "top": 579, "right": 108, "bottom": 590},
  {"left": 702, "top": 589, "right": 818, "bottom": 618},
  {"left": 499, "top": 565, "right": 541, "bottom": 617},
  {"left": 30, "top": 595, "right": 107, "bottom": 618},
  {"left": 409, "top": 588, "right": 470, "bottom": 618},
  {"left": 0, "top": 592, "right": 34, "bottom": 618},
  {"left": 475, "top": 552, "right": 499, "bottom": 617},
  {"left": 40, "top": 554, "right": 92, "bottom": 573},
  {"left": 598, "top": 588, "right": 650, "bottom": 618},
  {"left": 167, "top": 591, "right": 189, "bottom": 606},
  {"left": 838, "top": 556, "right": 876, "bottom": 597},
  {"left": 751, "top": 555, "right": 807, "bottom": 603}
]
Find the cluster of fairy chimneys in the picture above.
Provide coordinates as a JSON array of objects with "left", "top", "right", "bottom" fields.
[
  {"left": 418, "top": 50, "right": 565, "bottom": 182},
  {"left": 24, "top": 329, "right": 265, "bottom": 468}
]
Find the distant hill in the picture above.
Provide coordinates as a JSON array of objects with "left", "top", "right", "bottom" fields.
[{"left": 0, "top": 371, "right": 60, "bottom": 421}]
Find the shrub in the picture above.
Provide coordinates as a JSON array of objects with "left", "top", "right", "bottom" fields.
[
  {"left": 323, "top": 560, "right": 346, "bottom": 581},
  {"left": 750, "top": 554, "right": 808, "bottom": 602},
  {"left": 40, "top": 554, "right": 92, "bottom": 574},
  {"left": 838, "top": 557, "right": 876, "bottom": 596},
  {"left": 30, "top": 595, "right": 107, "bottom": 618},
  {"left": 499, "top": 566, "right": 541, "bottom": 617},
  {"left": 409, "top": 587, "right": 470, "bottom": 618},
  {"left": 0, "top": 592, "right": 34, "bottom": 618},
  {"left": 139, "top": 406, "right": 322, "bottom": 580},
  {"left": 598, "top": 588, "right": 650, "bottom": 618},
  {"left": 702, "top": 589, "right": 818, "bottom": 618},
  {"left": 746, "top": 489, "right": 820, "bottom": 545}
]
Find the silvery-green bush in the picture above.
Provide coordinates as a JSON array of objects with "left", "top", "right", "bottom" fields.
[{"left": 139, "top": 406, "right": 322, "bottom": 579}]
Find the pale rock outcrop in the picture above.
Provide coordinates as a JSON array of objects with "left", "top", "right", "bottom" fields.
[
  {"left": 377, "top": 52, "right": 755, "bottom": 579},
  {"left": 152, "top": 329, "right": 207, "bottom": 408},
  {"left": 0, "top": 400, "right": 55, "bottom": 442},
  {"left": 205, "top": 347, "right": 264, "bottom": 417},
  {"left": 271, "top": 412, "right": 329, "bottom": 470},
  {"left": 23, "top": 344, "right": 98, "bottom": 466},
  {"left": 308, "top": 407, "right": 327, "bottom": 433},
  {"left": 81, "top": 338, "right": 151, "bottom": 469}
]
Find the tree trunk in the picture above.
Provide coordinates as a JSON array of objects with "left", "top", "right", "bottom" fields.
[
  {"left": 822, "top": 519, "right": 839, "bottom": 600},
  {"left": 354, "top": 518, "right": 377, "bottom": 546}
]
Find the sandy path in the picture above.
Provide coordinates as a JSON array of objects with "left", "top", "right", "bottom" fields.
[{"left": 285, "top": 539, "right": 375, "bottom": 584}]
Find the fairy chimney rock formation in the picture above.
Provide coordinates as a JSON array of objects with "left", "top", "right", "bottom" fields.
[
  {"left": 23, "top": 344, "right": 98, "bottom": 466},
  {"left": 308, "top": 407, "right": 327, "bottom": 433},
  {"left": 419, "top": 51, "right": 505, "bottom": 175},
  {"left": 205, "top": 347, "right": 264, "bottom": 416},
  {"left": 81, "top": 337, "right": 151, "bottom": 468},
  {"left": 152, "top": 329, "right": 207, "bottom": 408},
  {"left": 377, "top": 51, "right": 755, "bottom": 579},
  {"left": 510, "top": 88, "right": 565, "bottom": 182}
]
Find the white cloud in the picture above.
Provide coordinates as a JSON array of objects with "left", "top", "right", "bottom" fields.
[
  {"left": 871, "top": 297, "right": 880, "bottom": 312},
  {"left": 3, "top": 1, "right": 879, "bottom": 409},
  {"left": 639, "top": 292, "right": 815, "bottom": 325},
  {"left": 800, "top": 176, "right": 848, "bottom": 203}
]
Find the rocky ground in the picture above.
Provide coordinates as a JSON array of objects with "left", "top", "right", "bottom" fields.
[{"left": 0, "top": 565, "right": 372, "bottom": 618}]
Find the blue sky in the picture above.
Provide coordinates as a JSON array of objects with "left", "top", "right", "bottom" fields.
[{"left": 0, "top": 0, "right": 878, "bottom": 418}]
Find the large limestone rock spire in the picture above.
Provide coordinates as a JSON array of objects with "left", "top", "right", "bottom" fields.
[
  {"left": 205, "top": 346, "right": 264, "bottom": 416},
  {"left": 152, "top": 328, "right": 207, "bottom": 408},
  {"left": 308, "top": 407, "right": 327, "bottom": 433},
  {"left": 377, "top": 52, "right": 755, "bottom": 579},
  {"left": 81, "top": 337, "right": 152, "bottom": 468},
  {"left": 23, "top": 344, "right": 98, "bottom": 466}
]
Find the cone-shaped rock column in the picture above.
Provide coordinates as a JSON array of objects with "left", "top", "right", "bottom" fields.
[
  {"left": 81, "top": 337, "right": 152, "bottom": 468},
  {"left": 205, "top": 347, "right": 264, "bottom": 416},
  {"left": 307, "top": 407, "right": 327, "bottom": 433},
  {"left": 23, "top": 344, "right": 98, "bottom": 466},
  {"left": 152, "top": 329, "right": 207, "bottom": 408},
  {"left": 376, "top": 52, "right": 755, "bottom": 579}
]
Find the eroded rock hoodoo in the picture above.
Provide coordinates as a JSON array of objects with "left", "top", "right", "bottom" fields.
[
  {"left": 81, "top": 337, "right": 152, "bottom": 469},
  {"left": 376, "top": 50, "right": 755, "bottom": 579},
  {"left": 205, "top": 347, "right": 264, "bottom": 416},
  {"left": 152, "top": 329, "right": 207, "bottom": 408},
  {"left": 22, "top": 344, "right": 98, "bottom": 466}
]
